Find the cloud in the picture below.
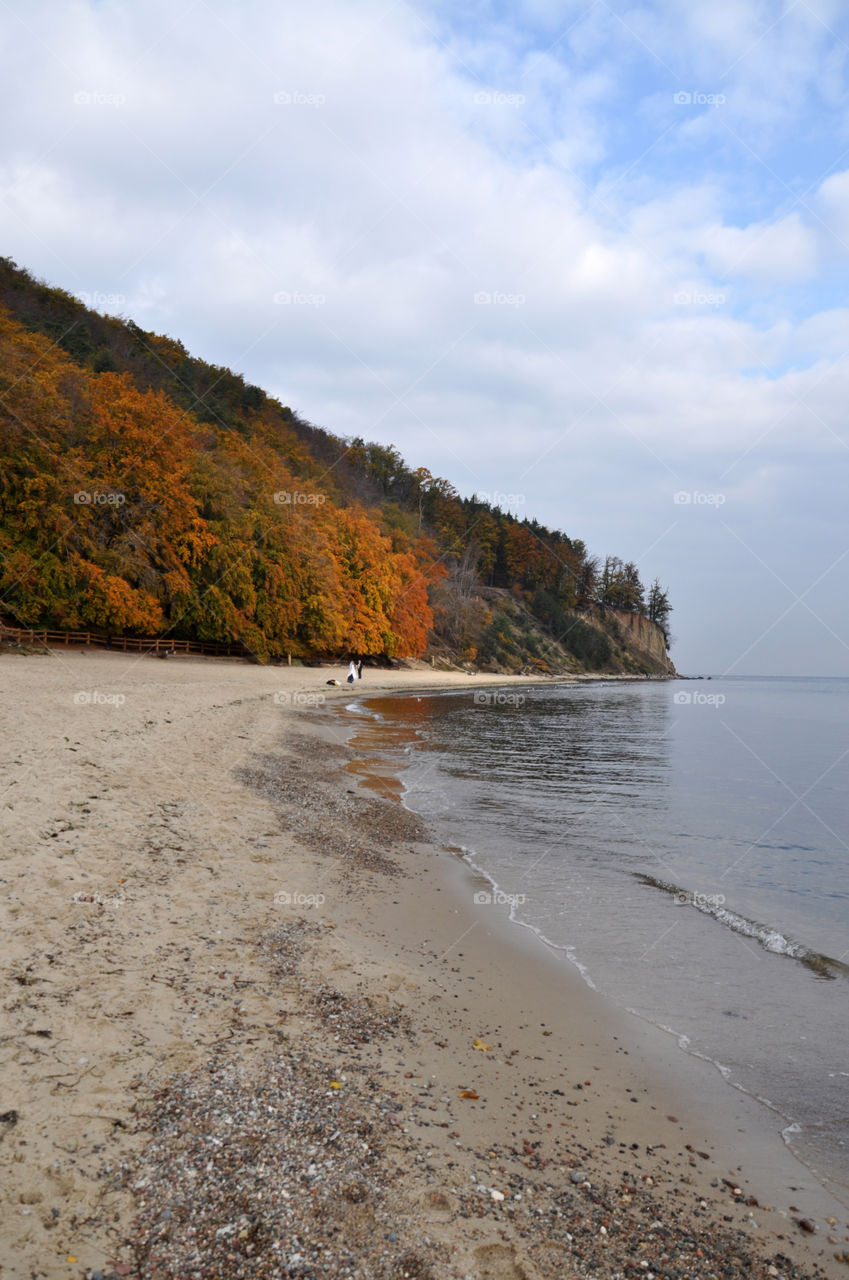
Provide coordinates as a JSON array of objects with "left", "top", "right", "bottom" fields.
[
  {"left": 1, "top": 0, "right": 848, "bottom": 671},
  {"left": 815, "top": 168, "right": 849, "bottom": 255},
  {"left": 701, "top": 211, "right": 821, "bottom": 283}
]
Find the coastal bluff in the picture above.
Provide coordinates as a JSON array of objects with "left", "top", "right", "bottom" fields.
[{"left": 604, "top": 606, "right": 677, "bottom": 675}]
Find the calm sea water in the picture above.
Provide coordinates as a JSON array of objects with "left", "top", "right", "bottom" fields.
[{"left": 345, "top": 677, "right": 849, "bottom": 1197}]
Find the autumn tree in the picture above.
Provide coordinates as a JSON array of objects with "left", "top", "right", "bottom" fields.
[{"left": 0, "top": 258, "right": 672, "bottom": 668}]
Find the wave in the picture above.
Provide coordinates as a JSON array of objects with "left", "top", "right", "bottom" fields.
[
  {"left": 344, "top": 699, "right": 383, "bottom": 718},
  {"left": 444, "top": 843, "right": 599, "bottom": 988},
  {"left": 635, "top": 873, "right": 849, "bottom": 981}
]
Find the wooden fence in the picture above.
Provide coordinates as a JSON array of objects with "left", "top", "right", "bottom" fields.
[{"left": 0, "top": 622, "right": 250, "bottom": 658}]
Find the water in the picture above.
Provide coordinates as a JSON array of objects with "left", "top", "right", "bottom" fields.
[{"left": 344, "top": 677, "right": 849, "bottom": 1199}]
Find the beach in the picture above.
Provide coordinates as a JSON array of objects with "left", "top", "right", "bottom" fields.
[{"left": 1, "top": 650, "right": 846, "bottom": 1279}]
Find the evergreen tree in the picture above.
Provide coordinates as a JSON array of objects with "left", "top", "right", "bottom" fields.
[{"left": 647, "top": 579, "right": 672, "bottom": 643}]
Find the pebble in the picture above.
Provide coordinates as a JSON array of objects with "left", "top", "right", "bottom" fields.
[{"left": 108, "top": 740, "right": 834, "bottom": 1280}]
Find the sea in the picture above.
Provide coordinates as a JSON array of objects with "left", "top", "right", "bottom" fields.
[{"left": 342, "top": 676, "right": 849, "bottom": 1200}]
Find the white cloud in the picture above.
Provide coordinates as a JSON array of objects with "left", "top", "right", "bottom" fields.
[
  {"left": 815, "top": 168, "right": 849, "bottom": 255},
  {"left": 700, "top": 211, "right": 820, "bottom": 283},
  {"left": 1, "top": 0, "right": 848, "bottom": 671}
]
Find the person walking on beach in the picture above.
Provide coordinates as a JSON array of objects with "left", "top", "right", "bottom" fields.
[{"left": 347, "top": 659, "right": 358, "bottom": 683}]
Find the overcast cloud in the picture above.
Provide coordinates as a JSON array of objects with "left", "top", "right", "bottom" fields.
[{"left": 2, "top": 0, "right": 848, "bottom": 673}]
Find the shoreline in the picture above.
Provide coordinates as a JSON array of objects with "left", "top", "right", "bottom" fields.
[
  {"left": 334, "top": 691, "right": 849, "bottom": 1215},
  {"left": 342, "top": 685, "right": 849, "bottom": 1214},
  {"left": 1, "top": 650, "right": 846, "bottom": 1278}
]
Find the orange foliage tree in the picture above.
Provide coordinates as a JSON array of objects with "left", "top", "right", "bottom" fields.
[{"left": 0, "top": 305, "right": 434, "bottom": 658}]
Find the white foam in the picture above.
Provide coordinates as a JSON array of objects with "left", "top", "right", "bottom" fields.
[
  {"left": 344, "top": 699, "right": 382, "bottom": 719},
  {"left": 444, "top": 843, "right": 600, "bottom": 989},
  {"left": 710, "top": 905, "right": 806, "bottom": 959},
  {"left": 639, "top": 874, "right": 835, "bottom": 971}
]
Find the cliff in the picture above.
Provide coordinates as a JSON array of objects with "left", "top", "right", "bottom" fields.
[
  {"left": 427, "top": 587, "right": 675, "bottom": 678},
  {"left": 601, "top": 608, "right": 677, "bottom": 676},
  {"left": 0, "top": 257, "right": 677, "bottom": 671}
]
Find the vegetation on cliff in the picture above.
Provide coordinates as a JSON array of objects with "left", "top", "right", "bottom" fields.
[{"left": 0, "top": 258, "right": 671, "bottom": 669}]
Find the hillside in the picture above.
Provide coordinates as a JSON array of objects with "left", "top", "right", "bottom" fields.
[{"left": 0, "top": 258, "right": 675, "bottom": 673}]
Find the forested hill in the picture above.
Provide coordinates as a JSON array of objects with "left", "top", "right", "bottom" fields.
[{"left": 0, "top": 258, "right": 673, "bottom": 673}]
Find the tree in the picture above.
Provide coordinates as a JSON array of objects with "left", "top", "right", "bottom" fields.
[
  {"left": 411, "top": 466, "right": 434, "bottom": 531},
  {"left": 575, "top": 554, "right": 598, "bottom": 611},
  {"left": 647, "top": 579, "right": 672, "bottom": 644},
  {"left": 598, "top": 556, "right": 644, "bottom": 612},
  {"left": 0, "top": 257, "right": 671, "bottom": 669},
  {"left": 598, "top": 556, "right": 623, "bottom": 607},
  {"left": 621, "top": 562, "right": 645, "bottom": 613}
]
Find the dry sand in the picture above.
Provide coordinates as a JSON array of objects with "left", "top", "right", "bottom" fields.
[{"left": 1, "top": 649, "right": 847, "bottom": 1279}]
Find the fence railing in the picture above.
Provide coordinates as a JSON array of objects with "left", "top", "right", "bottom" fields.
[{"left": 0, "top": 622, "right": 250, "bottom": 658}]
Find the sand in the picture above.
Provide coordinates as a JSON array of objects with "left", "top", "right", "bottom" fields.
[{"left": 1, "top": 649, "right": 847, "bottom": 1279}]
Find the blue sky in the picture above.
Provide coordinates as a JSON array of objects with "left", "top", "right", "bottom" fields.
[{"left": 1, "top": 0, "right": 848, "bottom": 673}]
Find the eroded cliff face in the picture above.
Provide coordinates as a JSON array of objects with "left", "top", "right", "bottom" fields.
[
  {"left": 606, "top": 608, "right": 677, "bottom": 675},
  {"left": 428, "top": 588, "right": 676, "bottom": 677}
]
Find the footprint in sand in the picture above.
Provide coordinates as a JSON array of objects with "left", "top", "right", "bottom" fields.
[
  {"left": 472, "top": 1243, "right": 536, "bottom": 1280},
  {"left": 420, "top": 1188, "right": 455, "bottom": 1218}
]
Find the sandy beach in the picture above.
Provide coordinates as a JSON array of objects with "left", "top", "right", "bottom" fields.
[{"left": 1, "top": 649, "right": 847, "bottom": 1280}]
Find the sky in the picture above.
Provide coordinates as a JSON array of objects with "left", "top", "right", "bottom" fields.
[{"left": 1, "top": 0, "right": 849, "bottom": 675}]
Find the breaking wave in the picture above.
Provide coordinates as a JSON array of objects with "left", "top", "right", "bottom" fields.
[{"left": 635, "top": 873, "right": 849, "bottom": 980}]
